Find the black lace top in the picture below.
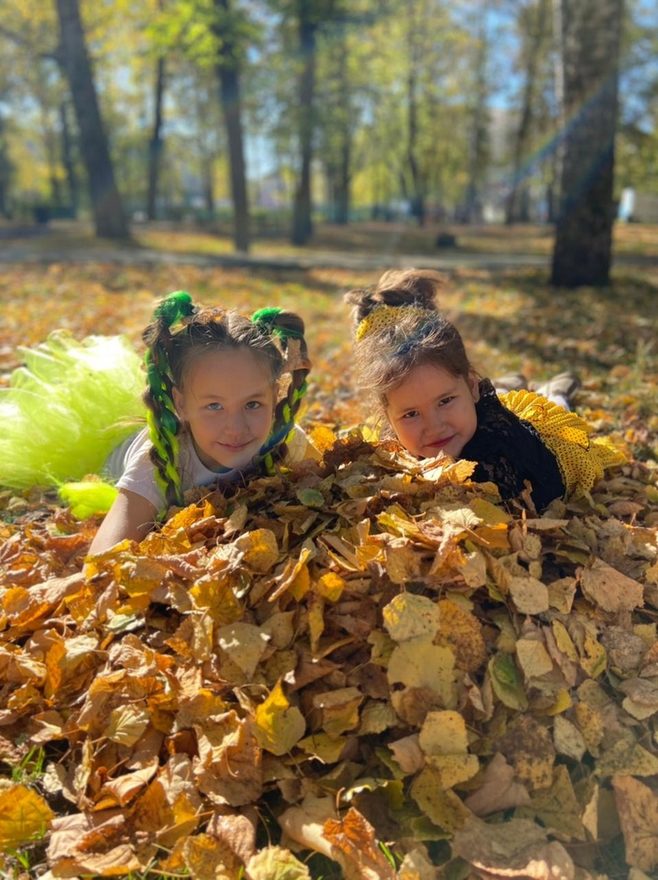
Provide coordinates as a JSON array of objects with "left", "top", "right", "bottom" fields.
[{"left": 460, "top": 379, "right": 565, "bottom": 511}]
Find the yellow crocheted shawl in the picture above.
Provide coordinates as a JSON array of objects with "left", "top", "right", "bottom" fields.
[{"left": 499, "top": 389, "right": 626, "bottom": 498}]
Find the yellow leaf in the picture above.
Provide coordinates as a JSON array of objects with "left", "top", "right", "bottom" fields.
[
  {"left": 309, "top": 424, "right": 337, "bottom": 453},
  {"left": 308, "top": 594, "right": 325, "bottom": 654},
  {"left": 0, "top": 784, "right": 53, "bottom": 850},
  {"left": 410, "top": 768, "right": 471, "bottom": 831},
  {"left": 314, "top": 571, "right": 346, "bottom": 602},
  {"left": 182, "top": 833, "right": 238, "bottom": 880},
  {"left": 246, "top": 845, "right": 311, "bottom": 880},
  {"left": 469, "top": 498, "right": 512, "bottom": 525},
  {"left": 383, "top": 593, "right": 440, "bottom": 642},
  {"left": 419, "top": 711, "right": 479, "bottom": 788},
  {"left": 298, "top": 733, "right": 347, "bottom": 763},
  {"left": 388, "top": 638, "right": 456, "bottom": 706},
  {"left": 254, "top": 681, "right": 306, "bottom": 756},
  {"left": 189, "top": 574, "right": 242, "bottom": 625},
  {"left": 104, "top": 705, "right": 150, "bottom": 746},
  {"left": 516, "top": 638, "right": 554, "bottom": 679},
  {"left": 235, "top": 528, "right": 279, "bottom": 573},
  {"left": 311, "top": 687, "right": 363, "bottom": 736},
  {"left": 217, "top": 623, "right": 269, "bottom": 678}
]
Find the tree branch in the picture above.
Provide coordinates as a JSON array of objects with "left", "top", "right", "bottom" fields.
[{"left": 0, "top": 24, "right": 61, "bottom": 63}]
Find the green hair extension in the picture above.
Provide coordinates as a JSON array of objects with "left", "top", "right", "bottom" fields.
[
  {"left": 143, "top": 291, "right": 198, "bottom": 508},
  {"left": 154, "top": 290, "right": 195, "bottom": 328},
  {"left": 252, "top": 307, "right": 303, "bottom": 339}
]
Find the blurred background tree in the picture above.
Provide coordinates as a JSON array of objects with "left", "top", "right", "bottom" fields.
[{"left": 0, "top": 0, "right": 655, "bottom": 284}]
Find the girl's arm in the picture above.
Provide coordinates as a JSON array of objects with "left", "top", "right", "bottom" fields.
[{"left": 88, "top": 488, "right": 158, "bottom": 556}]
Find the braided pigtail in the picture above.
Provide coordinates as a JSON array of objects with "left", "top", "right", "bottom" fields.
[
  {"left": 252, "top": 308, "right": 310, "bottom": 472},
  {"left": 143, "top": 291, "right": 196, "bottom": 508}
]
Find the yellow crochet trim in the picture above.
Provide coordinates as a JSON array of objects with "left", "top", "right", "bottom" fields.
[
  {"left": 355, "top": 305, "right": 431, "bottom": 341},
  {"left": 499, "top": 389, "right": 626, "bottom": 498}
]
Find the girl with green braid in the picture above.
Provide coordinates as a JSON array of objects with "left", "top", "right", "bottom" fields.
[{"left": 89, "top": 291, "right": 314, "bottom": 554}]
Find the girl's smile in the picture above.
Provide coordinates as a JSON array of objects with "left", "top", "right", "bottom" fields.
[
  {"left": 173, "top": 347, "right": 276, "bottom": 471},
  {"left": 385, "top": 363, "right": 479, "bottom": 460}
]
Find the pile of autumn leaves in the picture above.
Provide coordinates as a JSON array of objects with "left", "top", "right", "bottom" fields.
[{"left": 1, "top": 432, "right": 658, "bottom": 879}]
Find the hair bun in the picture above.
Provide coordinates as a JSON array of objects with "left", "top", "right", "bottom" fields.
[
  {"left": 345, "top": 269, "right": 445, "bottom": 323},
  {"left": 374, "top": 269, "right": 444, "bottom": 310}
]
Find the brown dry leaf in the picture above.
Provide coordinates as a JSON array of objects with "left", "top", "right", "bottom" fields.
[
  {"left": 323, "top": 807, "right": 397, "bottom": 880},
  {"left": 612, "top": 775, "right": 658, "bottom": 871},
  {"left": 464, "top": 753, "right": 531, "bottom": 816},
  {"left": 182, "top": 833, "right": 240, "bottom": 880},
  {"left": 435, "top": 599, "right": 487, "bottom": 672},
  {"left": 579, "top": 558, "right": 644, "bottom": 612},
  {"left": 452, "top": 816, "right": 575, "bottom": 879},
  {"left": 499, "top": 716, "right": 555, "bottom": 791},
  {"left": 2, "top": 331, "right": 657, "bottom": 877},
  {"left": 508, "top": 575, "right": 550, "bottom": 614}
]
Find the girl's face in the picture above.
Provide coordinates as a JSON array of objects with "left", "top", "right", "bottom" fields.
[
  {"left": 173, "top": 347, "right": 276, "bottom": 471},
  {"left": 385, "top": 362, "right": 479, "bottom": 460}
]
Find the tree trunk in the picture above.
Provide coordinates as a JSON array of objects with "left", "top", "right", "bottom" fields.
[
  {"left": 202, "top": 154, "right": 215, "bottom": 215},
  {"left": 327, "top": 34, "right": 351, "bottom": 225},
  {"left": 146, "top": 56, "right": 165, "bottom": 221},
  {"left": 55, "top": 0, "right": 129, "bottom": 238},
  {"left": 506, "top": 0, "right": 549, "bottom": 224},
  {"left": 464, "top": 16, "right": 489, "bottom": 225},
  {"left": 406, "top": 0, "right": 425, "bottom": 226},
  {"left": 550, "top": 0, "right": 622, "bottom": 287},
  {"left": 291, "top": 3, "right": 316, "bottom": 245},
  {"left": 0, "top": 116, "right": 11, "bottom": 218},
  {"left": 214, "top": 0, "right": 250, "bottom": 252},
  {"left": 60, "top": 101, "right": 79, "bottom": 215},
  {"left": 335, "top": 133, "right": 350, "bottom": 224}
]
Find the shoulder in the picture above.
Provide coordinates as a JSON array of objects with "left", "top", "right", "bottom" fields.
[{"left": 113, "top": 428, "right": 165, "bottom": 510}]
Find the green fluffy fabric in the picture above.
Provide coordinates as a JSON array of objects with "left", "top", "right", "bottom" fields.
[
  {"left": 0, "top": 331, "right": 145, "bottom": 490},
  {"left": 58, "top": 480, "right": 119, "bottom": 519}
]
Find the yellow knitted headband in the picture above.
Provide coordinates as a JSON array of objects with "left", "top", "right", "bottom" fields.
[{"left": 355, "top": 304, "right": 433, "bottom": 341}]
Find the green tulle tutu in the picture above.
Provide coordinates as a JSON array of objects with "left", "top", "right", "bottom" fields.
[{"left": 0, "top": 331, "right": 146, "bottom": 499}]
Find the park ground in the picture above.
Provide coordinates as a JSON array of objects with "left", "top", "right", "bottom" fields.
[
  {"left": 2, "top": 219, "right": 657, "bottom": 446},
  {"left": 0, "top": 221, "right": 657, "bottom": 879}
]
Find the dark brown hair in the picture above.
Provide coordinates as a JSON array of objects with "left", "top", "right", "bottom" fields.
[{"left": 345, "top": 269, "right": 474, "bottom": 407}]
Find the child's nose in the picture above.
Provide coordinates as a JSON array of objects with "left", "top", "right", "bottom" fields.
[{"left": 224, "top": 411, "right": 249, "bottom": 439}]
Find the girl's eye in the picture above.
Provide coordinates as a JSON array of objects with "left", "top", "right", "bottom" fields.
[
  {"left": 401, "top": 410, "right": 418, "bottom": 420},
  {"left": 438, "top": 396, "right": 456, "bottom": 407},
  {"left": 206, "top": 402, "right": 222, "bottom": 411},
  {"left": 245, "top": 400, "right": 262, "bottom": 410}
]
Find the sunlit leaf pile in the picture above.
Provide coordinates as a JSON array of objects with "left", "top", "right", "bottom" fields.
[
  {"left": 1, "top": 427, "right": 657, "bottom": 878},
  {"left": 1, "top": 261, "right": 658, "bottom": 878}
]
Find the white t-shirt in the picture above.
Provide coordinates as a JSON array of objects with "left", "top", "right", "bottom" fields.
[{"left": 105, "top": 425, "right": 315, "bottom": 513}]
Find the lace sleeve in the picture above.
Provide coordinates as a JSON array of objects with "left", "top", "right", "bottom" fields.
[{"left": 461, "top": 380, "right": 565, "bottom": 510}]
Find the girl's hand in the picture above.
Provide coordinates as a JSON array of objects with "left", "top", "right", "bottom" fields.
[{"left": 88, "top": 489, "right": 157, "bottom": 556}]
